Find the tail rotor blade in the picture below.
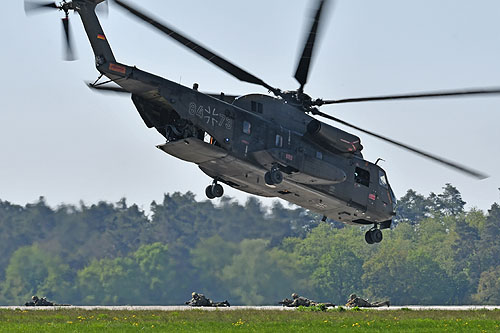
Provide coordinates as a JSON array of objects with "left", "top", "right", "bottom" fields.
[
  {"left": 62, "top": 17, "right": 76, "bottom": 61},
  {"left": 24, "top": 1, "right": 58, "bottom": 15}
]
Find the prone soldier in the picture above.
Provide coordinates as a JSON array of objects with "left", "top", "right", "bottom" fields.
[
  {"left": 185, "top": 292, "right": 230, "bottom": 307},
  {"left": 186, "top": 292, "right": 212, "bottom": 306},
  {"left": 25, "top": 295, "right": 55, "bottom": 306},
  {"left": 279, "top": 293, "right": 334, "bottom": 307},
  {"left": 346, "top": 294, "right": 390, "bottom": 308},
  {"left": 290, "top": 293, "right": 313, "bottom": 307}
]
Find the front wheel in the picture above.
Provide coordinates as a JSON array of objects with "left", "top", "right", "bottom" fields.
[
  {"left": 205, "top": 185, "right": 216, "bottom": 199},
  {"left": 270, "top": 170, "right": 283, "bottom": 184},
  {"left": 212, "top": 184, "right": 224, "bottom": 198},
  {"left": 265, "top": 172, "right": 274, "bottom": 185}
]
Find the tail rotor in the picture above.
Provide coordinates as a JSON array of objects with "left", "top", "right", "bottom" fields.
[
  {"left": 25, "top": 1, "right": 77, "bottom": 61},
  {"left": 24, "top": 1, "right": 59, "bottom": 14}
]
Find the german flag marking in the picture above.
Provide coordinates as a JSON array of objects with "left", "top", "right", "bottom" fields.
[{"left": 97, "top": 34, "right": 106, "bottom": 40}]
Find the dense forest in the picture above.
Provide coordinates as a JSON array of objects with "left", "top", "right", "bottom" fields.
[{"left": 0, "top": 184, "right": 499, "bottom": 306}]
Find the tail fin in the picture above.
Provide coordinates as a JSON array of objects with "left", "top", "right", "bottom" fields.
[{"left": 76, "top": 0, "right": 116, "bottom": 64}]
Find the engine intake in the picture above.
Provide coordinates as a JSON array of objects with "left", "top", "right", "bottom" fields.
[{"left": 306, "top": 119, "right": 363, "bottom": 153}]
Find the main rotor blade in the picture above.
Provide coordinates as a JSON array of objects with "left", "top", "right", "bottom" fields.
[
  {"left": 114, "top": 0, "right": 280, "bottom": 95},
  {"left": 294, "top": 0, "right": 329, "bottom": 91},
  {"left": 24, "top": 1, "right": 58, "bottom": 15},
  {"left": 316, "top": 87, "right": 500, "bottom": 105},
  {"left": 313, "top": 110, "right": 488, "bottom": 180},
  {"left": 62, "top": 17, "right": 76, "bottom": 61}
]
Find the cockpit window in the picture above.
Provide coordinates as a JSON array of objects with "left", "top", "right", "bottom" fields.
[
  {"left": 379, "top": 171, "right": 388, "bottom": 189},
  {"left": 355, "top": 167, "right": 370, "bottom": 187}
]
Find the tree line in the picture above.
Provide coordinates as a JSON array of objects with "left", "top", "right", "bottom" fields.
[{"left": 0, "top": 184, "right": 499, "bottom": 306}]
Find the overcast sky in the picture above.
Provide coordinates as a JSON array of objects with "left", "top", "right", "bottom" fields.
[{"left": 1, "top": 0, "right": 500, "bottom": 212}]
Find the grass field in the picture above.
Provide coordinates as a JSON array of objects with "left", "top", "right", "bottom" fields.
[{"left": 1, "top": 308, "right": 500, "bottom": 332}]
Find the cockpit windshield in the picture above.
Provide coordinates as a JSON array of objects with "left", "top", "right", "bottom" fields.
[
  {"left": 379, "top": 171, "right": 388, "bottom": 188},
  {"left": 379, "top": 170, "right": 396, "bottom": 206}
]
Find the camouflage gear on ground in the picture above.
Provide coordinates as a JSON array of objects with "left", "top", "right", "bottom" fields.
[{"left": 212, "top": 300, "right": 231, "bottom": 307}]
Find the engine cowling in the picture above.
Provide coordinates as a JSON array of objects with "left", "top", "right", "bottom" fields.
[{"left": 306, "top": 119, "right": 363, "bottom": 153}]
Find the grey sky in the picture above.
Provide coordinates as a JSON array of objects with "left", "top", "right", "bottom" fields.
[{"left": 1, "top": 0, "right": 500, "bottom": 211}]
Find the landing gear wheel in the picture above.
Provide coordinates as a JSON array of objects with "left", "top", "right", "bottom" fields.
[
  {"left": 371, "top": 229, "right": 383, "bottom": 243},
  {"left": 270, "top": 169, "right": 283, "bottom": 185},
  {"left": 365, "top": 228, "right": 383, "bottom": 244},
  {"left": 365, "top": 231, "right": 375, "bottom": 244},
  {"left": 205, "top": 185, "right": 216, "bottom": 199},
  {"left": 212, "top": 184, "right": 224, "bottom": 198},
  {"left": 265, "top": 171, "right": 273, "bottom": 185},
  {"left": 206, "top": 181, "right": 224, "bottom": 199}
]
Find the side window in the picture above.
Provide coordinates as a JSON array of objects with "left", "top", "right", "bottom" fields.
[
  {"left": 316, "top": 151, "right": 323, "bottom": 160},
  {"left": 275, "top": 134, "right": 283, "bottom": 147},
  {"left": 251, "top": 101, "right": 263, "bottom": 114},
  {"left": 243, "top": 121, "right": 251, "bottom": 134},
  {"left": 251, "top": 101, "right": 257, "bottom": 112},
  {"left": 355, "top": 167, "right": 370, "bottom": 187}
]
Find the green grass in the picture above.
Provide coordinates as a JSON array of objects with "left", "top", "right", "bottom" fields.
[{"left": 0, "top": 308, "right": 500, "bottom": 332}]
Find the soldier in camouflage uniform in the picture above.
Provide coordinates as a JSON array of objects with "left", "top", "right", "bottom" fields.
[
  {"left": 279, "top": 293, "right": 334, "bottom": 307},
  {"left": 25, "top": 295, "right": 55, "bottom": 306},
  {"left": 186, "top": 292, "right": 213, "bottom": 306},
  {"left": 185, "top": 292, "right": 230, "bottom": 307},
  {"left": 346, "top": 294, "right": 390, "bottom": 308},
  {"left": 290, "top": 293, "right": 314, "bottom": 307}
]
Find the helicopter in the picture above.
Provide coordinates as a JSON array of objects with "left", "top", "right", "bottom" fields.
[{"left": 24, "top": 0, "right": 499, "bottom": 244}]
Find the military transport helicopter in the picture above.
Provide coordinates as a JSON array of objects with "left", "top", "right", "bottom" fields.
[{"left": 25, "top": 0, "right": 500, "bottom": 244}]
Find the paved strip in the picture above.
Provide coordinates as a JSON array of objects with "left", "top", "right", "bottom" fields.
[{"left": 2, "top": 305, "right": 500, "bottom": 311}]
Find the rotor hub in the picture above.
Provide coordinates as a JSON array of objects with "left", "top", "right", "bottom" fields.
[{"left": 282, "top": 90, "right": 315, "bottom": 112}]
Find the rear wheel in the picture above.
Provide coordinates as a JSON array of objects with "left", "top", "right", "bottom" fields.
[
  {"left": 365, "top": 229, "right": 383, "bottom": 244},
  {"left": 365, "top": 231, "right": 374, "bottom": 244},
  {"left": 372, "top": 229, "right": 383, "bottom": 243}
]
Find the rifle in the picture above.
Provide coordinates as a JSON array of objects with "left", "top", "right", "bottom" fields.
[{"left": 278, "top": 298, "right": 293, "bottom": 306}]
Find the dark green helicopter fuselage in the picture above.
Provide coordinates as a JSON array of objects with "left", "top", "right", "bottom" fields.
[{"left": 76, "top": 0, "right": 396, "bottom": 231}]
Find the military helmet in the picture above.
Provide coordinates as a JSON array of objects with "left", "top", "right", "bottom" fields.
[
  {"left": 32, "top": 295, "right": 37, "bottom": 300},
  {"left": 192, "top": 292, "right": 197, "bottom": 297},
  {"left": 291, "top": 293, "right": 298, "bottom": 299},
  {"left": 349, "top": 294, "right": 356, "bottom": 300}
]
